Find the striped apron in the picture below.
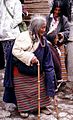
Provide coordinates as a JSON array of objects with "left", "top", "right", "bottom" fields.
[{"left": 13, "top": 67, "right": 50, "bottom": 113}]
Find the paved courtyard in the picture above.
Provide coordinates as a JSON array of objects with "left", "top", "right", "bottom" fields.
[{"left": 0, "top": 70, "right": 73, "bottom": 120}]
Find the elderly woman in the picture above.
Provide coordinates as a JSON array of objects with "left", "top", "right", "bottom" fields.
[
  {"left": 3, "top": 15, "right": 56, "bottom": 117},
  {"left": 45, "top": 0, "right": 70, "bottom": 88}
]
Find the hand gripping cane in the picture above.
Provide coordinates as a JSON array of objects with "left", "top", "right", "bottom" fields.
[{"left": 37, "top": 61, "right": 40, "bottom": 120}]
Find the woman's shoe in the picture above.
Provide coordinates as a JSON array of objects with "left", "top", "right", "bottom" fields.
[
  {"left": 4, "top": 103, "right": 16, "bottom": 112},
  {"left": 20, "top": 112, "right": 29, "bottom": 118}
]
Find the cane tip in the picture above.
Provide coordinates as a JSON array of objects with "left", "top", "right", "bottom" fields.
[{"left": 57, "top": 115, "right": 59, "bottom": 120}]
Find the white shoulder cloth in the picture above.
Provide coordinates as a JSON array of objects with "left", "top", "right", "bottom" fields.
[{"left": 12, "top": 30, "right": 40, "bottom": 66}]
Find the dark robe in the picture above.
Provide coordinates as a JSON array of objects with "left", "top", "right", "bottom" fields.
[{"left": 0, "top": 42, "right": 5, "bottom": 69}]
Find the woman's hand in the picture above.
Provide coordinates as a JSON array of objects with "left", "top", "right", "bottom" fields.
[{"left": 31, "top": 56, "right": 38, "bottom": 64}]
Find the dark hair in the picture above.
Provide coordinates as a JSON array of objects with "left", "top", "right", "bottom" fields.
[
  {"left": 51, "top": 0, "right": 63, "bottom": 16},
  {"left": 20, "top": 0, "right": 24, "bottom": 4}
]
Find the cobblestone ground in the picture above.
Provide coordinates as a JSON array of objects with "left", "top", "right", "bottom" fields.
[
  {"left": 0, "top": 69, "right": 73, "bottom": 120},
  {"left": 0, "top": 4, "right": 73, "bottom": 120}
]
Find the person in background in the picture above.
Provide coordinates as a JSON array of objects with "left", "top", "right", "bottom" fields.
[
  {"left": 52, "top": 0, "right": 72, "bottom": 22},
  {"left": 3, "top": 14, "right": 57, "bottom": 117},
  {"left": 45, "top": 0, "right": 70, "bottom": 90},
  {"left": 0, "top": 0, "right": 22, "bottom": 62},
  {"left": 61, "top": 0, "right": 72, "bottom": 22},
  {"left": 0, "top": 0, "right": 22, "bottom": 111}
]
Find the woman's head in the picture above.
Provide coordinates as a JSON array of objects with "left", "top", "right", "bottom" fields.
[
  {"left": 29, "top": 14, "right": 46, "bottom": 37},
  {"left": 51, "top": 0, "right": 63, "bottom": 17}
]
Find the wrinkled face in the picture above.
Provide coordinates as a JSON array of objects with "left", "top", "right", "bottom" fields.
[
  {"left": 38, "top": 23, "right": 46, "bottom": 37},
  {"left": 53, "top": 7, "right": 61, "bottom": 18}
]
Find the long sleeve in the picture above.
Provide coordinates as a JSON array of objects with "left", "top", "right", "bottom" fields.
[
  {"left": 0, "top": 0, "right": 22, "bottom": 40},
  {"left": 11, "top": 0, "right": 22, "bottom": 29},
  {"left": 43, "top": 43, "right": 55, "bottom": 97},
  {"left": 12, "top": 31, "right": 35, "bottom": 66},
  {"left": 61, "top": 16, "right": 70, "bottom": 42}
]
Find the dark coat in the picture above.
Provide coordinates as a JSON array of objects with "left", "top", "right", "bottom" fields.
[
  {"left": 61, "top": 0, "right": 72, "bottom": 22},
  {"left": 0, "top": 42, "right": 5, "bottom": 69},
  {"left": 49, "top": 44, "right": 62, "bottom": 80},
  {"left": 46, "top": 15, "right": 70, "bottom": 44}
]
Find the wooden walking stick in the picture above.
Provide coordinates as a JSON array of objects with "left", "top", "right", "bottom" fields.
[
  {"left": 37, "top": 61, "right": 40, "bottom": 120},
  {"left": 54, "top": 96, "right": 59, "bottom": 119}
]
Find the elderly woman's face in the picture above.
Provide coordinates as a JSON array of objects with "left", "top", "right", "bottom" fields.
[
  {"left": 38, "top": 23, "right": 46, "bottom": 37},
  {"left": 53, "top": 7, "right": 61, "bottom": 18}
]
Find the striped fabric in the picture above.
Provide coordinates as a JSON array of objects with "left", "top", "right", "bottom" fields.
[
  {"left": 59, "top": 45, "right": 68, "bottom": 81},
  {"left": 13, "top": 67, "right": 50, "bottom": 113}
]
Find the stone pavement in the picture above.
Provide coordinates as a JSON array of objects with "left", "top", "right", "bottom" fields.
[{"left": 0, "top": 69, "right": 73, "bottom": 120}]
